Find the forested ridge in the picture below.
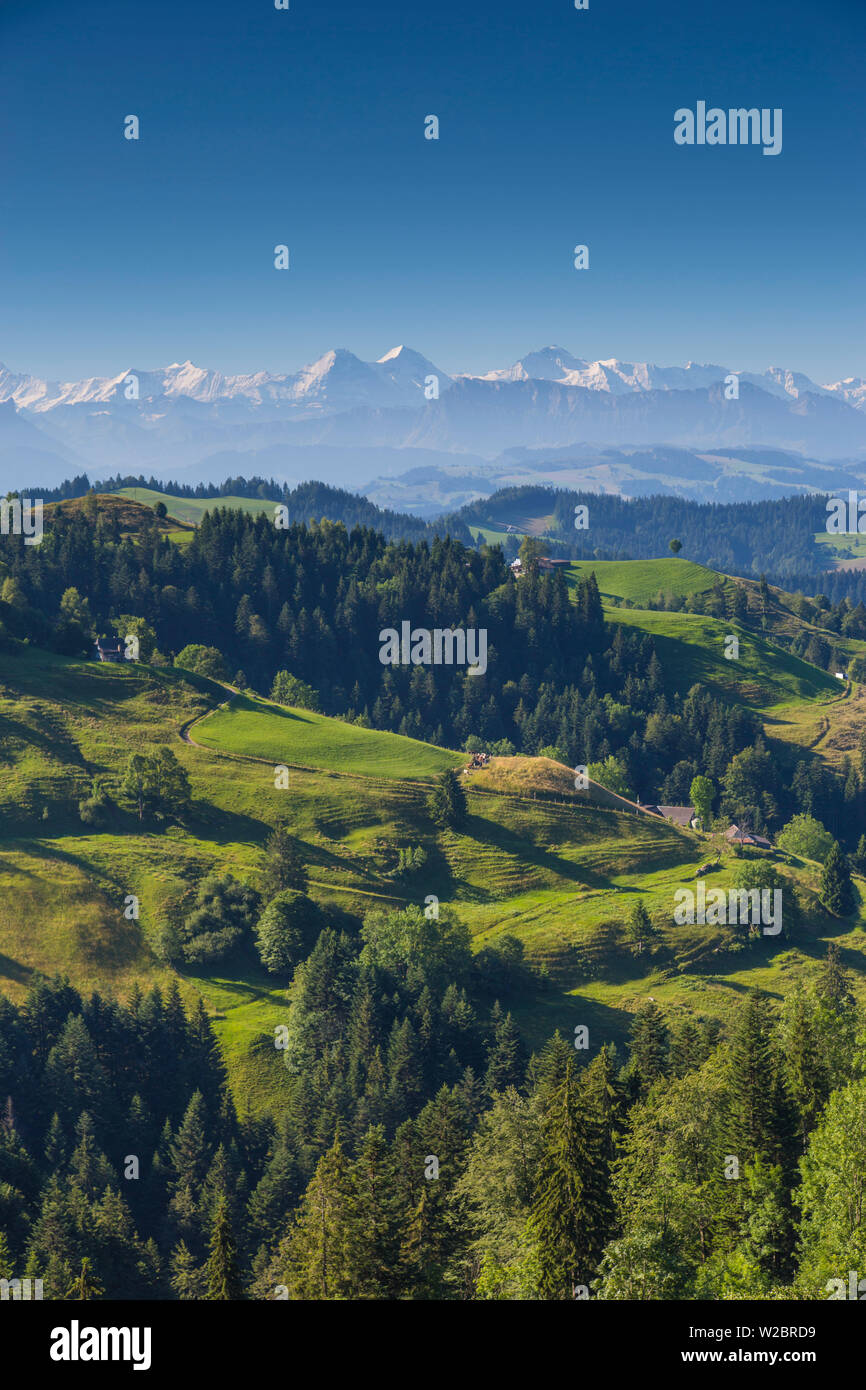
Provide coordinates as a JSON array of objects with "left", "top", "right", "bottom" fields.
[
  {"left": 2, "top": 499, "right": 865, "bottom": 845},
  {"left": 0, "top": 944, "right": 862, "bottom": 1300},
  {"left": 3, "top": 491, "right": 866, "bottom": 1303}
]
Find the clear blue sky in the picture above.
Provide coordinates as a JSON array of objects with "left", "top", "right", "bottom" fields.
[{"left": 1, "top": 0, "right": 864, "bottom": 383}]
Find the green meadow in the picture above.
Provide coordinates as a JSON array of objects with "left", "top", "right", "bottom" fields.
[
  {"left": 113, "top": 487, "right": 276, "bottom": 526},
  {"left": 191, "top": 693, "right": 464, "bottom": 779},
  {"left": 566, "top": 556, "right": 719, "bottom": 605},
  {"left": 607, "top": 607, "right": 840, "bottom": 708}
]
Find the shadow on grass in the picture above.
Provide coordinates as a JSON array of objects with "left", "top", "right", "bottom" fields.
[
  {"left": 461, "top": 811, "right": 607, "bottom": 891},
  {"left": 513, "top": 989, "right": 636, "bottom": 1053},
  {"left": 0, "top": 711, "right": 88, "bottom": 770},
  {"left": 0, "top": 952, "right": 34, "bottom": 987}
]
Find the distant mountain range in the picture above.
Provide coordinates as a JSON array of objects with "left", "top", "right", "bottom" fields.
[{"left": 3, "top": 344, "right": 866, "bottom": 504}]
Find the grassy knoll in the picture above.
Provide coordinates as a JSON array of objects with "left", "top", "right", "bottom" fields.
[
  {"left": 606, "top": 608, "right": 840, "bottom": 708},
  {"left": 192, "top": 692, "right": 464, "bottom": 780},
  {"left": 566, "top": 556, "right": 719, "bottom": 606},
  {"left": 113, "top": 487, "right": 276, "bottom": 526}
]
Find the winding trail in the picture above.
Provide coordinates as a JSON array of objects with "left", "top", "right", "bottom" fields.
[{"left": 178, "top": 683, "right": 237, "bottom": 748}]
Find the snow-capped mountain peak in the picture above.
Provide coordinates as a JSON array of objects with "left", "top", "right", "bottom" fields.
[{"left": 0, "top": 346, "right": 863, "bottom": 422}]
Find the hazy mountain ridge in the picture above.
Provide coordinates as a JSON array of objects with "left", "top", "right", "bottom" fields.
[
  {"left": 3, "top": 343, "right": 864, "bottom": 414},
  {"left": 3, "top": 343, "right": 866, "bottom": 496}
]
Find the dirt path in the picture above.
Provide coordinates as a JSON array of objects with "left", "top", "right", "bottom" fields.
[{"left": 178, "top": 684, "right": 237, "bottom": 748}]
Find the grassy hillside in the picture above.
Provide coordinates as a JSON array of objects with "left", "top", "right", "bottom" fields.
[
  {"left": 112, "top": 486, "right": 276, "bottom": 525},
  {"left": 2, "top": 643, "right": 866, "bottom": 1113},
  {"left": 566, "top": 556, "right": 718, "bottom": 605},
  {"left": 557, "top": 556, "right": 843, "bottom": 710},
  {"left": 45, "top": 492, "right": 196, "bottom": 537},
  {"left": 609, "top": 607, "right": 840, "bottom": 708},
  {"left": 191, "top": 693, "right": 464, "bottom": 779},
  {"left": 814, "top": 529, "right": 866, "bottom": 568}
]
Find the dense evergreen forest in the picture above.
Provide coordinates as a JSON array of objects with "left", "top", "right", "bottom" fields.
[
  {"left": 26, "top": 472, "right": 850, "bottom": 583},
  {"left": 1, "top": 498, "right": 863, "bottom": 845},
  {"left": 0, "top": 942, "right": 862, "bottom": 1300},
  {"left": 3, "top": 485, "right": 866, "bottom": 1302},
  {"left": 458, "top": 486, "right": 832, "bottom": 578},
  {"left": 30, "top": 475, "right": 472, "bottom": 545}
]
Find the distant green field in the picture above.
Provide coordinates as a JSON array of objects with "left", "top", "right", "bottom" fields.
[
  {"left": 608, "top": 607, "right": 840, "bottom": 708},
  {"left": 192, "top": 693, "right": 465, "bottom": 780},
  {"left": 814, "top": 531, "right": 866, "bottom": 564},
  {"left": 113, "top": 487, "right": 276, "bottom": 526},
  {"left": 567, "top": 556, "right": 719, "bottom": 605},
  {"left": 472, "top": 525, "right": 518, "bottom": 545}
]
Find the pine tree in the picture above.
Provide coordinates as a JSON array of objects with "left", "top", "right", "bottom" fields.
[
  {"left": 820, "top": 841, "right": 856, "bottom": 916},
  {"left": 625, "top": 900, "right": 659, "bottom": 957},
  {"left": 44, "top": 1111, "right": 67, "bottom": 1170},
  {"left": 629, "top": 1000, "right": 669, "bottom": 1095},
  {"left": 484, "top": 1010, "right": 528, "bottom": 1096},
  {"left": 204, "top": 1196, "right": 243, "bottom": 1300},
  {"left": 528, "top": 1057, "right": 607, "bottom": 1299},
  {"left": 669, "top": 1019, "right": 703, "bottom": 1078},
  {"left": 170, "top": 1240, "right": 205, "bottom": 1299},
  {"left": 273, "top": 1135, "right": 355, "bottom": 1299},
  {"left": 66, "top": 1256, "right": 104, "bottom": 1301},
  {"left": 260, "top": 824, "right": 308, "bottom": 898},
  {"left": 344, "top": 1126, "right": 403, "bottom": 1298},
  {"left": 427, "top": 769, "right": 467, "bottom": 830},
  {"left": 725, "top": 991, "right": 791, "bottom": 1171}
]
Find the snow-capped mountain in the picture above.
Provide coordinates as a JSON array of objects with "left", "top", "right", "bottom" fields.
[
  {"left": 0, "top": 344, "right": 860, "bottom": 416},
  {"left": 0, "top": 345, "right": 454, "bottom": 416},
  {"left": 822, "top": 377, "right": 866, "bottom": 411},
  {"left": 2, "top": 344, "right": 866, "bottom": 494}
]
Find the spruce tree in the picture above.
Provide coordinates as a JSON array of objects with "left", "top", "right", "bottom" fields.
[
  {"left": 484, "top": 1010, "right": 528, "bottom": 1096},
  {"left": 170, "top": 1240, "right": 205, "bottom": 1299},
  {"left": 820, "top": 841, "right": 856, "bottom": 916},
  {"left": 275, "top": 1135, "right": 355, "bottom": 1299},
  {"left": 724, "top": 991, "right": 792, "bottom": 1173},
  {"left": 66, "top": 1257, "right": 104, "bottom": 1301},
  {"left": 344, "top": 1126, "right": 403, "bottom": 1298},
  {"left": 528, "top": 1057, "right": 607, "bottom": 1299},
  {"left": 629, "top": 1000, "right": 669, "bottom": 1095},
  {"left": 626, "top": 901, "right": 659, "bottom": 957},
  {"left": 427, "top": 769, "right": 467, "bottom": 830},
  {"left": 261, "top": 824, "right": 308, "bottom": 898},
  {"left": 204, "top": 1196, "right": 243, "bottom": 1300}
]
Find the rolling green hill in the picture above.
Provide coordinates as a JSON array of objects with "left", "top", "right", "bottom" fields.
[
  {"left": 560, "top": 556, "right": 844, "bottom": 711},
  {"left": 113, "top": 486, "right": 276, "bottom": 525},
  {"left": 2, "top": 638, "right": 865, "bottom": 1112},
  {"left": 566, "top": 556, "right": 719, "bottom": 605},
  {"left": 609, "top": 607, "right": 840, "bottom": 708},
  {"left": 190, "top": 692, "right": 465, "bottom": 780}
]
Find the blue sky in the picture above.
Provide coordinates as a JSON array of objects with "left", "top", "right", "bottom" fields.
[{"left": 1, "top": 0, "right": 864, "bottom": 382}]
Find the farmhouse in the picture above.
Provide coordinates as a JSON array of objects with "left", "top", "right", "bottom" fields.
[
  {"left": 640, "top": 803, "right": 700, "bottom": 829},
  {"left": 726, "top": 824, "right": 772, "bottom": 850},
  {"left": 510, "top": 555, "right": 571, "bottom": 576}
]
